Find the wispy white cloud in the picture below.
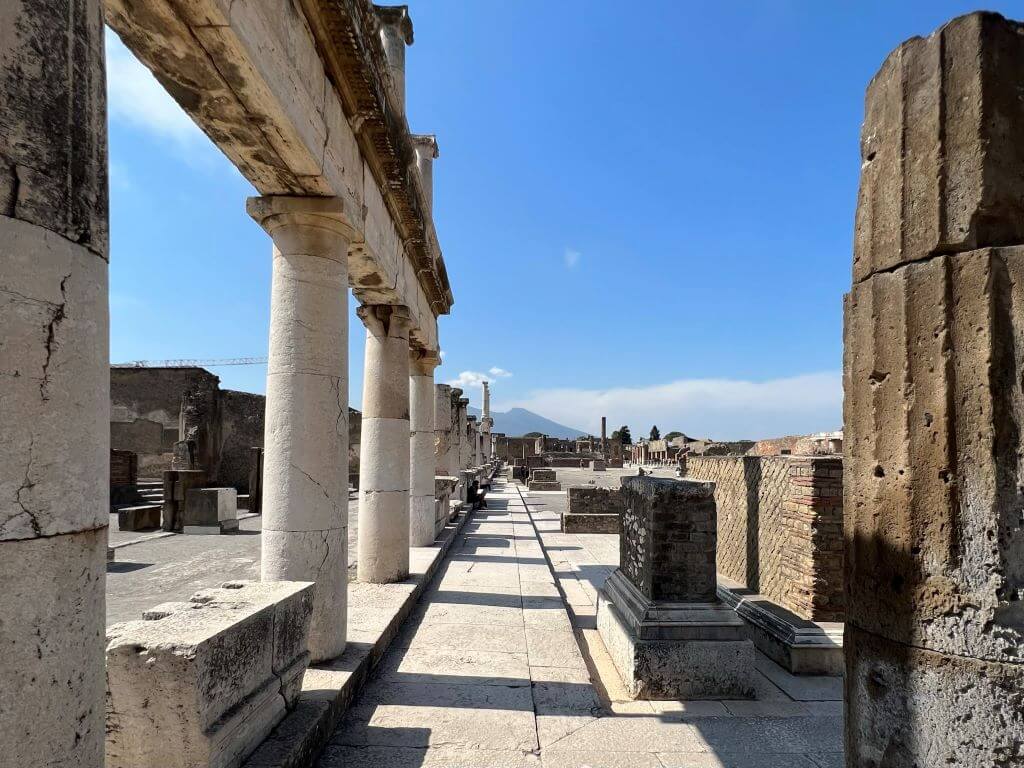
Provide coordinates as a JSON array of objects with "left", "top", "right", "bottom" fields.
[
  {"left": 448, "top": 367, "right": 513, "bottom": 390},
  {"left": 498, "top": 371, "right": 842, "bottom": 442},
  {"left": 564, "top": 248, "right": 581, "bottom": 269},
  {"left": 104, "top": 30, "right": 209, "bottom": 153}
]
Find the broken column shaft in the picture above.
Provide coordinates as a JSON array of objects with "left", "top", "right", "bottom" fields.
[{"left": 844, "top": 12, "right": 1024, "bottom": 765}]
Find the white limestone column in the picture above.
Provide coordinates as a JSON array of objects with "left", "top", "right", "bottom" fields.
[
  {"left": 247, "top": 196, "right": 352, "bottom": 663},
  {"left": 434, "top": 383, "right": 453, "bottom": 474},
  {"left": 0, "top": 4, "right": 108, "bottom": 766},
  {"left": 409, "top": 348, "right": 440, "bottom": 547},
  {"left": 357, "top": 304, "right": 413, "bottom": 583}
]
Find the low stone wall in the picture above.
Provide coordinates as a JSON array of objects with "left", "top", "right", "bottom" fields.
[
  {"left": 563, "top": 486, "right": 624, "bottom": 533},
  {"left": 686, "top": 454, "right": 844, "bottom": 622}
]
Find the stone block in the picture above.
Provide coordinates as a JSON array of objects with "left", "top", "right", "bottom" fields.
[
  {"left": 182, "top": 487, "right": 238, "bottom": 534},
  {"left": 530, "top": 468, "right": 556, "bottom": 483},
  {"left": 116, "top": 503, "right": 161, "bottom": 531},
  {"left": 106, "top": 580, "right": 314, "bottom": 768},
  {"left": 597, "top": 572, "right": 754, "bottom": 699},
  {"left": 528, "top": 481, "right": 562, "bottom": 492},
  {"left": 562, "top": 513, "right": 619, "bottom": 533},
  {"left": 854, "top": 12, "right": 1024, "bottom": 282},
  {"left": 589, "top": 459, "right": 606, "bottom": 471}
]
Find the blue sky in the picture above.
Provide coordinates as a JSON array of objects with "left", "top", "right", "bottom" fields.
[{"left": 106, "top": 1, "right": 1018, "bottom": 440}]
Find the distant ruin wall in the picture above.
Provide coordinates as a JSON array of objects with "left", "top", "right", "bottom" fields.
[
  {"left": 217, "top": 390, "right": 265, "bottom": 491},
  {"left": 687, "top": 454, "right": 844, "bottom": 622}
]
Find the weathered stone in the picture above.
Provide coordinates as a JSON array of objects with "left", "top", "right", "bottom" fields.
[
  {"left": 117, "top": 503, "right": 161, "bottom": 531},
  {"left": 598, "top": 478, "right": 754, "bottom": 699},
  {"left": 528, "top": 481, "right": 562, "bottom": 492},
  {"left": 106, "top": 581, "right": 314, "bottom": 768},
  {"left": 249, "top": 196, "right": 351, "bottom": 663},
  {"left": 183, "top": 487, "right": 238, "bottom": 530},
  {"left": 409, "top": 350, "right": 440, "bottom": 547},
  {"left": 562, "top": 486, "right": 624, "bottom": 533},
  {"left": 853, "top": 12, "right": 1024, "bottom": 282}
]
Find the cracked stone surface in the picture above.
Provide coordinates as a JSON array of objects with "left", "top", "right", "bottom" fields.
[{"left": 318, "top": 476, "right": 844, "bottom": 768}]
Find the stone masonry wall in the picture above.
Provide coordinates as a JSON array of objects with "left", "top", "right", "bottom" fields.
[
  {"left": 687, "top": 454, "right": 844, "bottom": 621},
  {"left": 567, "top": 487, "right": 626, "bottom": 517}
]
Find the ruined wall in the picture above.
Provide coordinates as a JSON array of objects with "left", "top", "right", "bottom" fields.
[
  {"left": 687, "top": 454, "right": 843, "bottom": 621},
  {"left": 110, "top": 367, "right": 218, "bottom": 476},
  {"left": 110, "top": 368, "right": 266, "bottom": 490},
  {"left": 217, "top": 390, "right": 265, "bottom": 491}
]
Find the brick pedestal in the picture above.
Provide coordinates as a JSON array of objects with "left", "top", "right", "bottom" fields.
[{"left": 597, "top": 477, "right": 754, "bottom": 699}]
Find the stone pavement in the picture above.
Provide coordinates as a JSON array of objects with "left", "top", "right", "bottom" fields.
[
  {"left": 106, "top": 495, "right": 360, "bottom": 625},
  {"left": 318, "top": 476, "right": 843, "bottom": 767}
]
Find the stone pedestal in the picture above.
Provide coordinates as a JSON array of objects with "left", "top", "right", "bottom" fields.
[
  {"left": 247, "top": 196, "right": 351, "bottom": 662},
  {"left": 844, "top": 13, "right": 1024, "bottom": 764},
  {"left": 182, "top": 487, "right": 238, "bottom": 534},
  {"left": 357, "top": 304, "right": 412, "bottom": 583},
  {"left": 597, "top": 477, "right": 754, "bottom": 699},
  {"left": 434, "top": 384, "right": 454, "bottom": 474},
  {"left": 0, "top": 4, "right": 109, "bottom": 765},
  {"left": 409, "top": 350, "right": 440, "bottom": 547}
]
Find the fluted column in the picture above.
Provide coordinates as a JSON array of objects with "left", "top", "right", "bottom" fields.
[
  {"left": 409, "top": 348, "right": 440, "bottom": 547},
  {"left": 434, "top": 383, "right": 453, "bottom": 474},
  {"left": 248, "top": 195, "right": 351, "bottom": 662},
  {"left": 845, "top": 12, "right": 1024, "bottom": 765},
  {"left": 1, "top": 2, "right": 108, "bottom": 764},
  {"left": 357, "top": 304, "right": 412, "bottom": 583}
]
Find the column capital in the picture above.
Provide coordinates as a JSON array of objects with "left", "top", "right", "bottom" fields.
[
  {"left": 409, "top": 346, "right": 441, "bottom": 376},
  {"left": 411, "top": 134, "right": 439, "bottom": 160},
  {"left": 247, "top": 196, "right": 356, "bottom": 264},
  {"left": 449, "top": 387, "right": 463, "bottom": 400},
  {"left": 357, "top": 304, "right": 413, "bottom": 338}
]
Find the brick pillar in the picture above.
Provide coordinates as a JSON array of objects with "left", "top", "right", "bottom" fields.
[
  {"left": 780, "top": 457, "right": 844, "bottom": 622},
  {"left": 845, "top": 12, "right": 1024, "bottom": 764}
]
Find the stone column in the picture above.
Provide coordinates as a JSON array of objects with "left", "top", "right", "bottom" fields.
[
  {"left": 458, "top": 396, "right": 470, "bottom": 469},
  {"left": 373, "top": 5, "right": 413, "bottom": 117},
  {"left": 411, "top": 135, "right": 439, "bottom": 216},
  {"left": 409, "top": 348, "right": 440, "bottom": 547},
  {"left": 357, "top": 304, "right": 412, "bottom": 583},
  {"left": 481, "top": 380, "right": 493, "bottom": 460},
  {"left": 0, "top": 4, "right": 108, "bottom": 766},
  {"left": 247, "top": 196, "right": 351, "bottom": 663},
  {"left": 845, "top": 12, "right": 1024, "bottom": 765},
  {"left": 447, "top": 387, "right": 463, "bottom": 477},
  {"left": 434, "top": 383, "right": 453, "bottom": 474}
]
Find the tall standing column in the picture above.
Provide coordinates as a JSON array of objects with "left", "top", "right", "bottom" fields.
[
  {"left": 481, "top": 380, "right": 493, "bottom": 460},
  {"left": 434, "top": 383, "right": 453, "bottom": 474},
  {"left": 358, "top": 304, "right": 412, "bottom": 583},
  {"left": 409, "top": 348, "right": 440, "bottom": 547},
  {"left": 248, "top": 196, "right": 351, "bottom": 662},
  {"left": 845, "top": 12, "right": 1024, "bottom": 765},
  {"left": 1, "top": 3, "right": 108, "bottom": 767},
  {"left": 458, "top": 396, "right": 470, "bottom": 469},
  {"left": 447, "top": 387, "right": 463, "bottom": 477}
]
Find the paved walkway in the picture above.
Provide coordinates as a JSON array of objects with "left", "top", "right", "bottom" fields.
[{"left": 319, "top": 477, "right": 843, "bottom": 767}]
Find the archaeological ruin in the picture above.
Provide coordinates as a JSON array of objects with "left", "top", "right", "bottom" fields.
[{"left": 2, "top": 3, "right": 1022, "bottom": 768}]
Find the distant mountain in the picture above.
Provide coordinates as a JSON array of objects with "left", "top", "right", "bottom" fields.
[{"left": 467, "top": 406, "right": 586, "bottom": 439}]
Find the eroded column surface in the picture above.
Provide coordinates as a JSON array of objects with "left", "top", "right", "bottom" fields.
[
  {"left": 247, "top": 196, "right": 351, "bottom": 662},
  {"left": 0, "top": 2, "right": 108, "bottom": 766},
  {"left": 844, "top": 12, "right": 1024, "bottom": 766},
  {"left": 409, "top": 348, "right": 440, "bottom": 547},
  {"left": 358, "top": 304, "right": 412, "bottom": 583},
  {"left": 447, "top": 387, "right": 464, "bottom": 477},
  {"left": 457, "top": 396, "right": 470, "bottom": 469},
  {"left": 434, "top": 383, "right": 453, "bottom": 474}
]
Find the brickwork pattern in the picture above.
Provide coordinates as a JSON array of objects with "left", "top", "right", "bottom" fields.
[
  {"left": 687, "top": 455, "right": 844, "bottom": 621},
  {"left": 567, "top": 486, "right": 626, "bottom": 517},
  {"left": 110, "top": 449, "right": 138, "bottom": 487},
  {"left": 619, "top": 477, "right": 717, "bottom": 602}
]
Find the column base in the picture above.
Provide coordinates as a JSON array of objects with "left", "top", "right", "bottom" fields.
[
  {"left": 846, "top": 624, "right": 1024, "bottom": 767},
  {"left": 597, "top": 570, "right": 755, "bottom": 700}
]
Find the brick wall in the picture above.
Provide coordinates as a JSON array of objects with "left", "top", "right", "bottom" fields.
[
  {"left": 687, "top": 454, "right": 844, "bottom": 621},
  {"left": 110, "top": 449, "right": 137, "bottom": 487},
  {"left": 567, "top": 486, "right": 626, "bottom": 516}
]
